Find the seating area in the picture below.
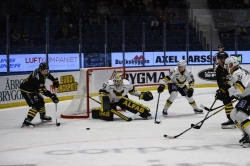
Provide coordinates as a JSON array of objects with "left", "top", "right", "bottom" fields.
[{"left": 0, "top": 0, "right": 204, "bottom": 56}]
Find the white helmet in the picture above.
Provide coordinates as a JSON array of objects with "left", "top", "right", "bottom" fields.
[
  {"left": 178, "top": 60, "right": 187, "bottom": 67},
  {"left": 225, "top": 56, "right": 239, "bottom": 67},
  {"left": 113, "top": 73, "right": 123, "bottom": 87},
  {"left": 224, "top": 56, "right": 239, "bottom": 73}
]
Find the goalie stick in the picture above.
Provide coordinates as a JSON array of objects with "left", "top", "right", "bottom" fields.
[
  {"left": 163, "top": 104, "right": 231, "bottom": 139},
  {"left": 88, "top": 96, "right": 140, "bottom": 121},
  {"left": 154, "top": 93, "right": 161, "bottom": 124}
]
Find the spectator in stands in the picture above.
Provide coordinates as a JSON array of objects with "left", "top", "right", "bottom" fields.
[
  {"left": 22, "top": 30, "right": 33, "bottom": 46},
  {"left": 60, "top": 22, "right": 69, "bottom": 38},
  {"left": 151, "top": 17, "right": 159, "bottom": 30},
  {"left": 122, "top": 1, "right": 129, "bottom": 16},
  {"left": 154, "top": 0, "right": 162, "bottom": 15},
  {"left": 237, "top": 23, "right": 247, "bottom": 38},
  {"left": 179, "top": 1, "right": 188, "bottom": 9},
  {"left": 54, "top": 3, "right": 62, "bottom": 17},
  {"left": 145, "top": 1, "right": 153, "bottom": 16},
  {"left": 62, "top": 3, "right": 72, "bottom": 17},
  {"left": 81, "top": 12, "right": 90, "bottom": 24},
  {"left": 25, "top": 0, "right": 34, "bottom": 16},
  {"left": 128, "top": 2, "right": 137, "bottom": 16},
  {"left": 89, "top": 11, "right": 100, "bottom": 25},
  {"left": 243, "top": 0, "right": 250, "bottom": 8},
  {"left": 11, "top": 29, "right": 21, "bottom": 45},
  {"left": 137, "top": 4, "right": 144, "bottom": 16}
]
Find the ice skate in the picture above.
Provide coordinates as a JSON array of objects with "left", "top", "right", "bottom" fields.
[
  {"left": 193, "top": 108, "right": 203, "bottom": 114},
  {"left": 242, "top": 139, "right": 250, "bottom": 148},
  {"left": 162, "top": 105, "right": 169, "bottom": 117},
  {"left": 239, "top": 134, "right": 249, "bottom": 145},
  {"left": 221, "top": 119, "right": 236, "bottom": 129},
  {"left": 21, "top": 118, "right": 34, "bottom": 128},
  {"left": 40, "top": 115, "right": 52, "bottom": 122}
]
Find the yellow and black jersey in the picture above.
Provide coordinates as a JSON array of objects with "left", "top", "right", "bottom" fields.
[{"left": 19, "top": 68, "right": 56, "bottom": 97}]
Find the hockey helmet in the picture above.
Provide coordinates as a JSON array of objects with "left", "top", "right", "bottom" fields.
[
  {"left": 218, "top": 44, "right": 224, "bottom": 48},
  {"left": 113, "top": 73, "right": 123, "bottom": 87},
  {"left": 225, "top": 56, "right": 239, "bottom": 68},
  {"left": 217, "top": 52, "right": 229, "bottom": 59},
  {"left": 178, "top": 60, "right": 187, "bottom": 67},
  {"left": 224, "top": 56, "right": 239, "bottom": 73},
  {"left": 39, "top": 62, "right": 49, "bottom": 70}
]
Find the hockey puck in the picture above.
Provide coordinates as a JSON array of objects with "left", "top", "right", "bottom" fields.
[
  {"left": 86, "top": 128, "right": 90, "bottom": 130},
  {"left": 163, "top": 135, "right": 167, "bottom": 137}
]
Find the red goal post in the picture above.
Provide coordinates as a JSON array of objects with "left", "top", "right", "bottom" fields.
[{"left": 61, "top": 67, "right": 125, "bottom": 119}]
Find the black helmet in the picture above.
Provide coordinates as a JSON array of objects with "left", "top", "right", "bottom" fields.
[
  {"left": 217, "top": 52, "right": 228, "bottom": 59},
  {"left": 218, "top": 45, "right": 224, "bottom": 48},
  {"left": 39, "top": 62, "right": 49, "bottom": 70}
]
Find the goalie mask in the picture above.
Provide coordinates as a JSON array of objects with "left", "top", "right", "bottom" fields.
[{"left": 113, "top": 73, "right": 123, "bottom": 87}]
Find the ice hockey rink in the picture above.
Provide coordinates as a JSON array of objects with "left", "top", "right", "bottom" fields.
[{"left": 0, "top": 87, "right": 249, "bottom": 166}]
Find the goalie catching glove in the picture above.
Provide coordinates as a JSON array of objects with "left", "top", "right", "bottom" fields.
[
  {"left": 53, "top": 78, "right": 59, "bottom": 88},
  {"left": 139, "top": 91, "right": 153, "bottom": 101},
  {"left": 186, "top": 88, "right": 193, "bottom": 97},
  {"left": 157, "top": 84, "right": 165, "bottom": 93}
]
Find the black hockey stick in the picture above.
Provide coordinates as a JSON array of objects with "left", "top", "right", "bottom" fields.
[
  {"left": 54, "top": 89, "right": 60, "bottom": 126},
  {"left": 200, "top": 99, "right": 237, "bottom": 112},
  {"left": 88, "top": 96, "right": 140, "bottom": 121},
  {"left": 164, "top": 105, "right": 228, "bottom": 139},
  {"left": 191, "top": 99, "right": 217, "bottom": 129},
  {"left": 154, "top": 93, "right": 161, "bottom": 124}
]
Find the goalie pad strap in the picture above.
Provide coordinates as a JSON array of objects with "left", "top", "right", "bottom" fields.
[{"left": 110, "top": 109, "right": 132, "bottom": 122}]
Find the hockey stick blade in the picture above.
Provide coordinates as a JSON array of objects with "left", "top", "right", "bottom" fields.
[
  {"left": 200, "top": 104, "right": 210, "bottom": 111},
  {"left": 163, "top": 134, "right": 176, "bottom": 139},
  {"left": 155, "top": 121, "right": 161, "bottom": 124}
]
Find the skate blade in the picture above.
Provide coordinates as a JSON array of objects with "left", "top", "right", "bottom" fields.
[
  {"left": 242, "top": 143, "right": 250, "bottom": 148},
  {"left": 221, "top": 125, "right": 236, "bottom": 129},
  {"left": 21, "top": 124, "right": 34, "bottom": 128}
]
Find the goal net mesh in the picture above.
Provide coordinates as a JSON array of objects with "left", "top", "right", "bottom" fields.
[{"left": 61, "top": 67, "right": 124, "bottom": 118}]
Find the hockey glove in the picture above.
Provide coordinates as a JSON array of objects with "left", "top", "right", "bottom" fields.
[
  {"left": 215, "top": 88, "right": 228, "bottom": 101},
  {"left": 157, "top": 84, "right": 165, "bottom": 93},
  {"left": 50, "top": 94, "right": 59, "bottom": 103},
  {"left": 139, "top": 91, "right": 154, "bottom": 101},
  {"left": 186, "top": 88, "right": 194, "bottom": 97},
  {"left": 53, "top": 78, "right": 59, "bottom": 88}
]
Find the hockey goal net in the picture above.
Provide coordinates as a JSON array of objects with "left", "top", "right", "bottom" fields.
[{"left": 61, "top": 67, "right": 125, "bottom": 118}]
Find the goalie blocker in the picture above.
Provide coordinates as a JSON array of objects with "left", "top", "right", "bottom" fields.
[{"left": 92, "top": 93, "right": 153, "bottom": 121}]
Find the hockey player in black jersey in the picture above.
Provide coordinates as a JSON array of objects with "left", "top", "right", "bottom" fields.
[
  {"left": 20, "top": 62, "right": 59, "bottom": 127},
  {"left": 213, "top": 45, "right": 235, "bottom": 129}
]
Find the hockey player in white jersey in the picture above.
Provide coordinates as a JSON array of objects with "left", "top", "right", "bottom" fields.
[
  {"left": 92, "top": 73, "right": 154, "bottom": 121},
  {"left": 223, "top": 56, "right": 250, "bottom": 148},
  {"left": 157, "top": 60, "right": 203, "bottom": 116}
]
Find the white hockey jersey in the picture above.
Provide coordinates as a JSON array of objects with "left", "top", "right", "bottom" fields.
[
  {"left": 228, "top": 68, "right": 250, "bottom": 98},
  {"left": 159, "top": 67, "right": 195, "bottom": 89},
  {"left": 99, "top": 79, "right": 141, "bottom": 103}
]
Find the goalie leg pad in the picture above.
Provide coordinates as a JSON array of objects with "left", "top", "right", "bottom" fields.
[
  {"left": 117, "top": 97, "right": 150, "bottom": 115},
  {"left": 99, "top": 108, "right": 113, "bottom": 121},
  {"left": 100, "top": 96, "right": 110, "bottom": 112},
  {"left": 92, "top": 107, "right": 101, "bottom": 119}
]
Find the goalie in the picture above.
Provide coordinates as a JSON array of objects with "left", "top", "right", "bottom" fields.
[{"left": 91, "top": 73, "right": 153, "bottom": 121}]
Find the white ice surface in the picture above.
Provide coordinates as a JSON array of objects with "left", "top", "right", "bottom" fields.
[{"left": 0, "top": 88, "right": 249, "bottom": 166}]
